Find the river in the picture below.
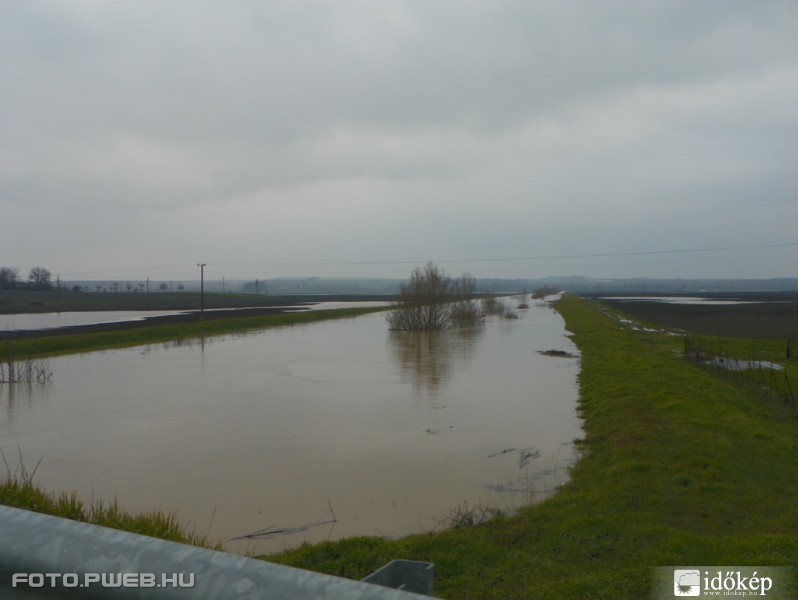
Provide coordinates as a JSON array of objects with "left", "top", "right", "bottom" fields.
[{"left": 1, "top": 297, "right": 580, "bottom": 554}]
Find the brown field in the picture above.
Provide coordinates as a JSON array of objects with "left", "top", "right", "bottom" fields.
[{"left": 595, "top": 293, "right": 798, "bottom": 339}]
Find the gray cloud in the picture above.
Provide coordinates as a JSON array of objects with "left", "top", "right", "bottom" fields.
[{"left": 1, "top": 0, "right": 796, "bottom": 279}]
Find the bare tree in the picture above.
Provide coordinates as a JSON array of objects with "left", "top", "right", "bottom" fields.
[
  {"left": 450, "top": 274, "right": 484, "bottom": 325},
  {"left": 28, "top": 266, "right": 52, "bottom": 290},
  {"left": 387, "top": 263, "right": 482, "bottom": 330},
  {"left": 0, "top": 266, "right": 19, "bottom": 289},
  {"left": 387, "top": 263, "right": 452, "bottom": 331}
]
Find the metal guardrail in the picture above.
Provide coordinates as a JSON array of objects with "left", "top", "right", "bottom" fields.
[
  {"left": 362, "top": 560, "right": 434, "bottom": 596},
  {"left": 0, "top": 505, "right": 434, "bottom": 599}
]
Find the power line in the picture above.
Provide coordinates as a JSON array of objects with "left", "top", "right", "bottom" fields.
[
  {"left": 208, "top": 242, "right": 798, "bottom": 268},
  {"left": 50, "top": 241, "right": 798, "bottom": 278},
  {"left": 59, "top": 264, "right": 197, "bottom": 277},
  {"left": 460, "top": 251, "right": 798, "bottom": 275}
]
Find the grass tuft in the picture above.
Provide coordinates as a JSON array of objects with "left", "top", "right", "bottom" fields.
[{"left": 0, "top": 449, "right": 219, "bottom": 549}]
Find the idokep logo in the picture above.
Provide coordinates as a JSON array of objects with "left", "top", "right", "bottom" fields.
[
  {"left": 673, "top": 570, "right": 701, "bottom": 596},
  {"left": 653, "top": 566, "right": 794, "bottom": 599}
]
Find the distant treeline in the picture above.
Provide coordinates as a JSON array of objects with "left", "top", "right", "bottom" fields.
[
  {"left": 4, "top": 268, "right": 797, "bottom": 296},
  {"left": 479, "top": 276, "right": 798, "bottom": 294},
  {"left": 0, "top": 266, "right": 53, "bottom": 291}
]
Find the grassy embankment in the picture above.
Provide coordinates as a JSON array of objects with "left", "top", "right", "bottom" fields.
[
  {"left": 4, "top": 307, "right": 386, "bottom": 359},
  {"left": 1, "top": 295, "right": 796, "bottom": 597}
]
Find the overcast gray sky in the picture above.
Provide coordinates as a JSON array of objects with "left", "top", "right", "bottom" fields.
[{"left": 2, "top": 0, "right": 797, "bottom": 282}]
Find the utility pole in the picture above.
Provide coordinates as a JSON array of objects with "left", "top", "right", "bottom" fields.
[{"left": 197, "top": 263, "right": 206, "bottom": 318}]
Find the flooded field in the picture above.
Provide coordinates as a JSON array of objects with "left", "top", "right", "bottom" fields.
[
  {"left": 0, "top": 299, "right": 580, "bottom": 554},
  {"left": 599, "top": 293, "right": 797, "bottom": 339},
  {"left": 0, "top": 310, "right": 189, "bottom": 331},
  {"left": 0, "top": 301, "right": 390, "bottom": 333}
]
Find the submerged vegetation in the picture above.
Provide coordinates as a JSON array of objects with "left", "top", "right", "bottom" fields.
[
  {"left": 1, "top": 345, "right": 52, "bottom": 383},
  {"left": 0, "top": 449, "right": 218, "bottom": 548},
  {"left": 387, "top": 263, "right": 483, "bottom": 331},
  {"left": 481, "top": 295, "right": 518, "bottom": 320},
  {"left": 531, "top": 285, "right": 561, "bottom": 299}
]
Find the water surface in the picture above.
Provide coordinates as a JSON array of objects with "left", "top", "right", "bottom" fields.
[{"left": 1, "top": 299, "right": 580, "bottom": 554}]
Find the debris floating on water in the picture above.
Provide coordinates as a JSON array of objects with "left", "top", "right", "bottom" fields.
[
  {"left": 229, "top": 501, "right": 337, "bottom": 541},
  {"left": 518, "top": 448, "right": 541, "bottom": 469},
  {"left": 487, "top": 448, "right": 516, "bottom": 458},
  {"left": 538, "top": 349, "right": 578, "bottom": 358}
]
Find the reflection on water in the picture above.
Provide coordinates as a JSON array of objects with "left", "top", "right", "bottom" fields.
[
  {"left": 0, "top": 301, "right": 581, "bottom": 555},
  {"left": 389, "top": 327, "right": 482, "bottom": 394},
  {"left": 1, "top": 382, "right": 52, "bottom": 426}
]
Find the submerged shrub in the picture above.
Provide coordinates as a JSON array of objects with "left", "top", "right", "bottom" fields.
[
  {"left": 387, "top": 263, "right": 483, "bottom": 330},
  {"left": 1, "top": 345, "right": 52, "bottom": 383},
  {"left": 481, "top": 297, "right": 517, "bottom": 319}
]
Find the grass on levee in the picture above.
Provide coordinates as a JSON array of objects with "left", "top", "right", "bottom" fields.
[
  {"left": 0, "top": 452, "right": 218, "bottom": 549},
  {"left": 265, "top": 294, "right": 798, "bottom": 598},
  {"left": 4, "top": 306, "right": 386, "bottom": 359}
]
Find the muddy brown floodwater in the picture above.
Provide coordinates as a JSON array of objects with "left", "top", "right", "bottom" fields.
[{"left": 0, "top": 298, "right": 581, "bottom": 554}]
